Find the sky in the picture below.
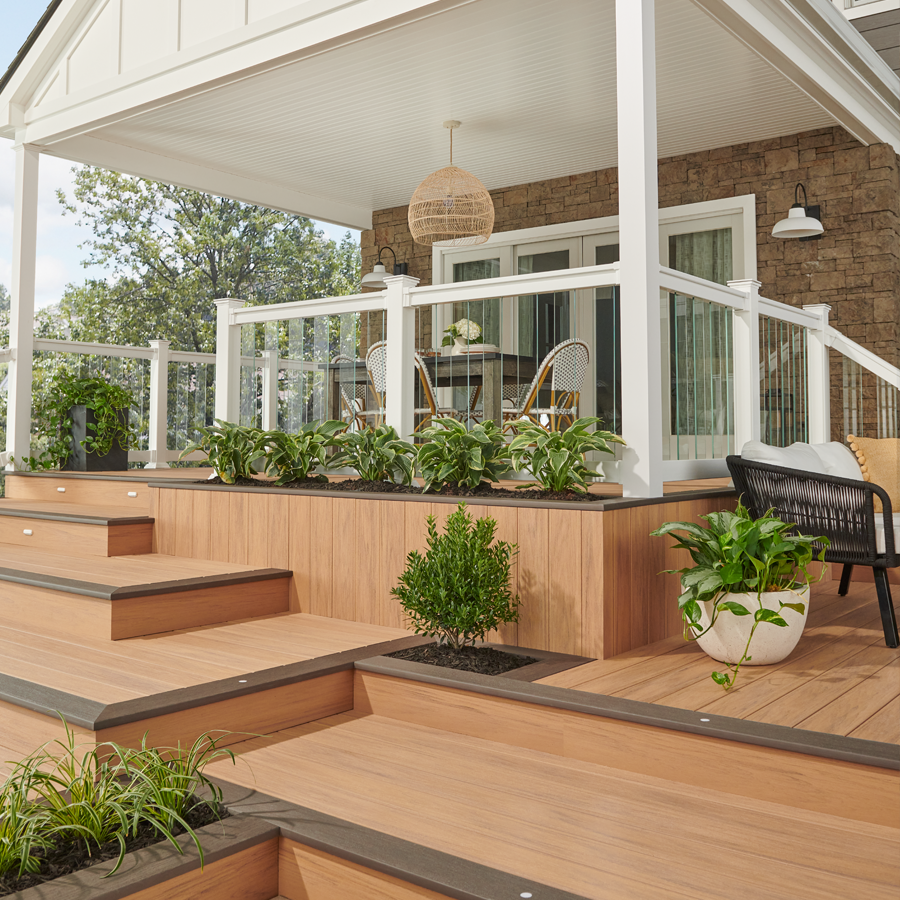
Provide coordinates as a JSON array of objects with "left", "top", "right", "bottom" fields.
[{"left": 0, "top": 1, "right": 359, "bottom": 310}]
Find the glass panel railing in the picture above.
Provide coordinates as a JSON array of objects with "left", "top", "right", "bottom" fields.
[
  {"left": 837, "top": 350, "right": 899, "bottom": 440},
  {"left": 759, "top": 315, "right": 808, "bottom": 447},
  {"left": 662, "top": 292, "right": 734, "bottom": 461}
]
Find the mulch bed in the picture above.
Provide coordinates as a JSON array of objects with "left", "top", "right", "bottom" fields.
[
  {"left": 0, "top": 802, "right": 228, "bottom": 897},
  {"left": 385, "top": 644, "right": 538, "bottom": 675},
  {"left": 195, "top": 476, "right": 603, "bottom": 502}
]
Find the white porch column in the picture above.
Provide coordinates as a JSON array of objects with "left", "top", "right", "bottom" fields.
[
  {"left": 147, "top": 339, "right": 170, "bottom": 468},
  {"left": 214, "top": 299, "right": 244, "bottom": 423},
  {"left": 383, "top": 275, "right": 419, "bottom": 440},
  {"left": 5, "top": 144, "right": 40, "bottom": 469},
  {"left": 729, "top": 279, "right": 762, "bottom": 452},
  {"left": 616, "top": 0, "right": 663, "bottom": 497},
  {"left": 803, "top": 303, "right": 832, "bottom": 444},
  {"left": 260, "top": 349, "right": 279, "bottom": 431}
]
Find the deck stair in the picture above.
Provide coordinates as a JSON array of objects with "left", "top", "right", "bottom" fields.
[{"left": 0, "top": 498, "right": 154, "bottom": 556}]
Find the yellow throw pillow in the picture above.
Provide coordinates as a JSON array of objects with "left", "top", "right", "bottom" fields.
[{"left": 847, "top": 435, "right": 900, "bottom": 513}]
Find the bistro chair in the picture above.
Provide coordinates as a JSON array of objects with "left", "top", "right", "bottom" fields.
[
  {"left": 503, "top": 338, "right": 591, "bottom": 432},
  {"left": 364, "top": 340, "right": 387, "bottom": 426},
  {"left": 414, "top": 352, "right": 462, "bottom": 433},
  {"left": 332, "top": 354, "right": 377, "bottom": 431}
]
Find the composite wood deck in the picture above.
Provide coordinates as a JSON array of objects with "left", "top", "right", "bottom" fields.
[
  {"left": 208, "top": 710, "right": 899, "bottom": 900},
  {"left": 540, "top": 580, "right": 900, "bottom": 744}
]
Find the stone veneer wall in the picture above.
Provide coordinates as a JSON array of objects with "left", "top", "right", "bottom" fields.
[{"left": 361, "top": 126, "right": 899, "bottom": 370}]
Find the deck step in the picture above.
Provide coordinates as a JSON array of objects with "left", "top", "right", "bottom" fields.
[
  {"left": 4, "top": 472, "right": 157, "bottom": 512},
  {"left": 0, "top": 500, "right": 153, "bottom": 556},
  {"left": 0, "top": 545, "right": 292, "bottom": 639}
]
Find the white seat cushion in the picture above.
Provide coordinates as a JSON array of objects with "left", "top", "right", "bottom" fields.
[
  {"left": 876, "top": 514, "right": 900, "bottom": 555},
  {"left": 741, "top": 440, "right": 826, "bottom": 474},
  {"left": 810, "top": 442, "right": 864, "bottom": 480}
]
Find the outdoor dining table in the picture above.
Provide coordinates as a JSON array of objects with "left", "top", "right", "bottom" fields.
[{"left": 325, "top": 353, "right": 538, "bottom": 426}]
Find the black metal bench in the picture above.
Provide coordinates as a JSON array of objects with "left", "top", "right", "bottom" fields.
[{"left": 726, "top": 455, "right": 899, "bottom": 648}]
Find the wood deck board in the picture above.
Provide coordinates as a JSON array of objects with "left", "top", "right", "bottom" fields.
[
  {"left": 209, "top": 713, "right": 898, "bottom": 900},
  {"left": 539, "top": 583, "right": 899, "bottom": 738},
  {"left": 0, "top": 546, "right": 269, "bottom": 586},
  {"left": 850, "top": 696, "right": 900, "bottom": 744},
  {"left": 0, "top": 499, "right": 152, "bottom": 520},
  {"left": 0, "top": 613, "right": 409, "bottom": 704}
]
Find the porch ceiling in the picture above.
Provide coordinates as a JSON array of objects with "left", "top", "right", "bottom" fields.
[{"left": 54, "top": 0, "right": 837, "bottom": 227}]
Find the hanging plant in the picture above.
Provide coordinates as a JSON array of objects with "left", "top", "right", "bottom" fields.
[{"left": 22, "top": 375, "right": 137, "bottom": 471}]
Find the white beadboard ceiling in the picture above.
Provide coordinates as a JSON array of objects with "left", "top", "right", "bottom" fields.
[{"left": 87, "top": 0, "right": 836, "bottom": 220}]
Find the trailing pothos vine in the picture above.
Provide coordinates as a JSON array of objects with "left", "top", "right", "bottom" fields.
[{"left": 22, "top": 376, "right": 137, "bottom": 470}]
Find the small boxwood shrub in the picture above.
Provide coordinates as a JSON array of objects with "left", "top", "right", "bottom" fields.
[{"left": 391, "top": 503, "right": 519, "bottom": 649}]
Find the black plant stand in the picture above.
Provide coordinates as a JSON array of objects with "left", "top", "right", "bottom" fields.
[{"left": 63, "top": 405, "right": 129, "bottom": 471}]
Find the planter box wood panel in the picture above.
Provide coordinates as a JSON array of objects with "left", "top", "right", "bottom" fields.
[
  {"left": 151, "top": 485, "right": 735, "bottom": 658},
  {"left": 279, "top": 839, "right": 454, "bottom": 900},
  {"left": 353, "top": 670, "right": 897, "bottom": 828}
]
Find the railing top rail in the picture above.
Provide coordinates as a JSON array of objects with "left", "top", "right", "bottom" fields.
[
  {"left": 231, "top": 291, "right": 387, "bottom": 325},
  {"left": 659, "top": 266, "right": 747, "bottom": 309},
  {"left": 169, "top": 350, "right": 216, "bottom": 364},
  {"left": 409, "top": 263, "right": 621, "bottom": 307},
  {"left": 33, "top": 338, "right": 156, "bottom": 360},
  {"left": 757, "top": 297, "right": 820, "bottom": 329},
  {"left": 827, "top": 326, "right": 900, "bottom": 389}
]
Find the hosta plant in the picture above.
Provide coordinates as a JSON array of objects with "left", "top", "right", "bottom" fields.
[
  {"left": 392, "top": 503, "right": 519, "bottom": 649},
  {"left": 331, "top": 425, "right": 417, "bottom": 484},
  {"left": 508, "top": 417, "right": 625, "bottom": 493},
  {"left": 254, "top": 421, "right": 346, "bottom": 484},
  {"left": 651, "top": 503, "right": 828, "bottom": 689},
  {"left": 179, "top": 420, "right": 262, "bottom": 483},
  {"left": 416, "top": 418, "right": 511, "bottom": 493}
]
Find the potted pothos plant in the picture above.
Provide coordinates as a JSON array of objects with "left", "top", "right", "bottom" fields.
[
  {"left": 24, "top": 375, "right": 137, "bottom": 471},
  {"left": 651, "top": 503, "right": 828, "bottom": 689}
]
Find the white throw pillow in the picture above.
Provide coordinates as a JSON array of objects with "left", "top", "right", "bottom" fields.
[
  {"left": 810, "top": 442, "right": 864, "bottom": 481},
  {"left": 741, "top": 440, "right": 826, "bottom": 474},
  {"left": 875, "top": 513, "right": 900, "bottom": 555}
]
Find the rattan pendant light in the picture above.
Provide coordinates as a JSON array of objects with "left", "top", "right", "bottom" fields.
[{"left": 408, "top": 121, "right": 494, "bottom": 247}]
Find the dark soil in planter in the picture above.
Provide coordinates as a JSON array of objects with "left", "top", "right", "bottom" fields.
[
  {"left": 0, "top": 801, "right": 228, "bottom": 897},
  {"left": 385, "top": 644, "right": 538, "bottom": 675},
  {"left": 196, "top": 476, "right": 603, "bottom": 502}
]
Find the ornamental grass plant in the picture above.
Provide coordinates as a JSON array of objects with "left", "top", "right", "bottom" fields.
[{"left": 0, "top": 724, "right": 235, "bottom": 894}]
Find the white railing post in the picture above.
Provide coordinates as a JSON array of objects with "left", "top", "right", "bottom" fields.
[
  {"left": 5, "top": 144, "right": 39, "bottom": 470},
  {"left": 260, "top": 349, "right": 279, "bottom": 431},
  {"left": 214, "top": 299, "right": 244, "bottom": 423},
  {"left": 803, "top": 303, "right": 832, "bottom": 444},
  {"left": 616, "top": 0, "right": 663, "bottom": 498},
  {"left": 729, "top": 279, "right": 762, "bottom": 452},
  {"left": 384, "top": 274, "right": 419, "bottom": 440},
  {"left": 147, "top": 339, "right": 171, "bottom": 468}
]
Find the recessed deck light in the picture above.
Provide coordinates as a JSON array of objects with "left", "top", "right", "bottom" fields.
[
  {"left": 238, "top": 679, "right": 247, "bottom": 683},
  {"left": 700, "top": 718, "right": 710, "bottom": 722}
]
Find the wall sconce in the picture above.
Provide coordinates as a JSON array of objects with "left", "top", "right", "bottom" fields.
[
  {"left": 772, "top": 183, "right": 823, "bottom": 241},
  {"left": 361, "top": 246, "right": 408, "bottom": 289}
]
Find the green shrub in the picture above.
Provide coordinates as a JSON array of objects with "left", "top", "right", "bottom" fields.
[
  {"left": 332, "top": 425, "right": 416, "bottom": 484},
  {"left": 0, "top": 722, "right": 235, "bottom": 882},
  {"left": 24, "top": 375, "right": 137, "bottom": 470},
  {"left": 508, "top": 417, "right": 624, "bottom": 493},
  {"left": 180, "top": 419, "right": 263, "bottom": 483},
  {"left": 254, "top": 421, "right": 346, "bottom": 484},
  {"left": 416, "top": 418, "right": 510, "bottom": 493},
  {"left": 391, "top": 503, "right": 519, "bottom": 649}
]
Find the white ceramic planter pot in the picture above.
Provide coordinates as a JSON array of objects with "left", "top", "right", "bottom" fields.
[{"left": 694, "top": 586, "right": 810, "bottom": 666}]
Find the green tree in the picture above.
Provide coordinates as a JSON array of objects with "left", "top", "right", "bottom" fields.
[{"left": 57, "top": 167, "right": 360, "bottom": 353}]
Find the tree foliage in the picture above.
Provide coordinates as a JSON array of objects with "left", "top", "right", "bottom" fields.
[{"left": 56, "top": 167, "right": 360, "bottom": 353}]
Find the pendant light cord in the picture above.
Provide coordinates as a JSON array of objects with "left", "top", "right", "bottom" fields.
[{"left": 449, "top": 126, "right": 453, "bottom": 166}]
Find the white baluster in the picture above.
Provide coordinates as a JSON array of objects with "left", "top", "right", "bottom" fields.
[
  {"left": 147, "top": 339, "right": 171, "bottom": 468},
  {"left": 260, "top": 349, "right": 279, "bottom": 431}
]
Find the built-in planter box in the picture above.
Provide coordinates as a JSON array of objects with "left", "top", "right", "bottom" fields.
[
  {"left": 9, "top": 815, "right": 279, "bottom": 900},
  {"left": 150, "top": 481, "right": 737, "bottom": 659}
]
